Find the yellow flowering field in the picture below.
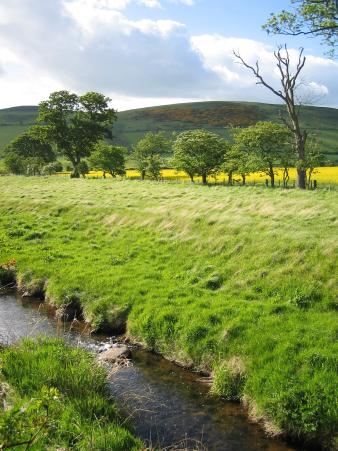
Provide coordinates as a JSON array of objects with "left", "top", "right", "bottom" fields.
[{"left": 58, "top": 166, "right": 338, "bottom": 185}]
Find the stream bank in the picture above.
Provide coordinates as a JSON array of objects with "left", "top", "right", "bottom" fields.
[{"left": 0, "top": 292, "right": 300, "bottom": 451}]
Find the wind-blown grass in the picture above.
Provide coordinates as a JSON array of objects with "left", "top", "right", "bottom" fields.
[
  {"left": 0, "top": 176, "right": 337, "bottom": 447},
  {"left": 0, "top": 337, "right": 142, "bottom": 450}
]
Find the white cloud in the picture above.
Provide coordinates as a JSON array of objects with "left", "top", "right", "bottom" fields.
[
  {"left": 190, "top": 34, "right": 338, "bottom": 106},
  {"left": 63, "top": 0, "right": 183, "bottom": 36},
  {"left": 170, "top": 0, "right": 195, "bottom": 4},
  {"left": 0, "top": 0, "right": 337, "bottom": 110}
]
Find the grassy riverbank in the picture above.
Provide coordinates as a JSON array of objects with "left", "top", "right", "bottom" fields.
[
  {"left": 0, "top": 337, "right": 142, "bottom": 449},
  {"left": 0, "top": 176, "right": 337, "bottom": 447}
]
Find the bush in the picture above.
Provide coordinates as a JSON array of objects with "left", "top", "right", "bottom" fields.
[{"left": 42, "top": 161, "right": 63, "bottom": 175}]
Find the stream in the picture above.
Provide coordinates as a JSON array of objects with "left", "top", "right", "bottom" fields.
[{"left": 0, "top": 293, "right": 300, "bottom": 451}]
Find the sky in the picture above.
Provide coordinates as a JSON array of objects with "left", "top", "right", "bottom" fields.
[{"left": 0, "top": 0, "right": 338, "bottom": 111}]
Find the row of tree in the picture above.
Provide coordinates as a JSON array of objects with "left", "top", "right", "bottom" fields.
[
  {"left": 2, "top": 88, "right": 324, "bottom": 188},
  {"left": 133, "top": 125, "right": 323, "bottom": 187},
  {"left": 2, "top": 108, "right": 323, "bottom": 188}
]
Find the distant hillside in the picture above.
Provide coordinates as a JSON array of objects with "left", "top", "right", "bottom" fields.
[
  {"left": 1, "top": 101, "right": 337, "bottom": 163},
  {"left": 0, "top": 106, "right": 38, "bottom": 153}
]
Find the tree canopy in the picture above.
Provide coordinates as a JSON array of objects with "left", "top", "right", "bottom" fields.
[
  {"left": 4, "top": 126, "right": 56, "bottom": 175},
  {"left": 263, "top": 0, "right": 338, "bottom": 56},
  {"left": 38, "top": 91, "right": 116, "bottom": 178},
  {"left": 133, "top": 132, "right": 168, "bottom": 180},
  {"left": 173, "top": 129, "right": 228, "bottom": 184},
  {"left": 222, "top": 145, "right": 260, "bottom": 186},
  {"left": 234, "top": 122, "right": 292, "bottom": 187},
  {"left": 90, "top": 143, "right": 126, "bottom": 178}
]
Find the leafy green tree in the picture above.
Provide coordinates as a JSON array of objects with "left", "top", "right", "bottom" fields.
[
  {"left": 304, "top": 135, "right": 326, "bottom": 186},
  {"left": 234, "top": 122, "right": 292, "bottom": 187},
  {"left": 222, "top": 145, "right": 260, "bottom": 186},
  {"left": 4, "top": 126, "right": 56, "bottom": 175},
  {"left": 280, "top": 146, "right": 296, "bottom": 187},
  {"left": 147, "top": 154, "right": 162, "bottom": 180},
  {"left": 173, "top": 130, "right": 228, "bottom": 185},
  {"left": 263, "top": 1, "right": 338, "bottom": 56},
  {"left": 38, "top": 91, "right": 116, "bottom": 178},
  {"left": 89, "top": 143, "right": 126, "bottom": 178},
  {"left": 133, "top": 132, "right": 168, "bottom": 180}
]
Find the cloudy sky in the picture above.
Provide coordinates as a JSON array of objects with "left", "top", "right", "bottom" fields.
[{"left": 0, "top": 0, "right": 338, "bottom": 110}]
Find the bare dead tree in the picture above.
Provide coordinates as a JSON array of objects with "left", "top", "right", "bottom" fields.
[{"left": 233, "top": 45, "right": 308, "bottom": 189}]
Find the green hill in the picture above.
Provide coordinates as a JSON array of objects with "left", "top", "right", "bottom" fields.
[{"left": 1, "top": 101, "right": 338, "bottom": 163}]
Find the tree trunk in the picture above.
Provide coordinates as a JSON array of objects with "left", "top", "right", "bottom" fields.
[
  {"left": 70, "top": 167, "right": 80, "bottom": 178},
  {"left": 141, "top": 169, "right": 146, "bottom": 180},
  {"left": 70, "top": 159, "right": 80, "bottom": 178},
  {"left": 242, "top": 174, "right": 246, "bottom": 186},
  {"left": 103, "top": 171, "right": 106, "bottom": 179},
  {"left": 202, "top": 173, "right": 207, "bottom": 185},
  {"left": 228, "top": 171, "right": 233, "bottom": 185},
  {"left": 283, "top": 167, "right": 289, "bottom": 187},
  {"left": 189, "top": 173, "right": 194, "bottom": 183},
  {"left": 297, "top": 168, "right": 307, "bottom": 189},
  {"left": 294, "top": 134, "right": 307, "bottom": 189},
  {"left": 269, "top": 164, "right": 275, "bottom": 188}
]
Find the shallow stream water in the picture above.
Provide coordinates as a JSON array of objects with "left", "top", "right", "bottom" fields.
[{"left": 0, "top": 293, "right": 300, "bottom": 451}]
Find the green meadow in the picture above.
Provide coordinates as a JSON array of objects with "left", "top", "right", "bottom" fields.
[{"left": 0, "top": 176, "right": 337, "bottom": 447}]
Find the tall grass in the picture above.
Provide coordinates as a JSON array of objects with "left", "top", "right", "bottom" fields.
[
  {"left": 0, "top": 176, "right": 337, "bottom": 447},
  {"left": 0, "top": 337, "right": 142, "bottom": 450}
]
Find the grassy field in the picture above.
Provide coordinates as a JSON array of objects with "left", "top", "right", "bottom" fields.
[
  {"left": 0, "top": 337, "right": 142, "bottom": 450},
  {"left": 0, "top": 176, "right": 337, "bottom": 447},
  {"left": 1, "top": 101, "right": 338, "bottom": 163}
]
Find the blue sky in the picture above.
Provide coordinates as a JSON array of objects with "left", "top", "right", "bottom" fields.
[
  {"left": 0, "top": 0, "right": 337, "bottom": 110},
  {"left": 126, "top": 0, "right": 293, "bottom": 40}
]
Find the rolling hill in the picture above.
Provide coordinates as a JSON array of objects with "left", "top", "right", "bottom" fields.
[{"left": 1, "top": 101, "right": 337, "bottom": 163}]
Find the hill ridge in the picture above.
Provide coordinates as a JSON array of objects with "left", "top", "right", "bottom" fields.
[{"left": 0, "top": 101, "right": 337, "bottom": 162}]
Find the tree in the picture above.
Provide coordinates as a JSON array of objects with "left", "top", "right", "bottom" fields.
[
  {"left": 172, "top": 130, "right": 228, "bottom": 185},
  {"left": 147, "top": 154, "right": 162, "bottom": 180},
  {"left": 222, "top": 144, "right": 261, "bottom": 186},
  {"left": 4, "top": 126, "right": 56, "bottom": 175},
  {"left": 133, "top": 132, "right": 168, "bottom": 180},
  {"left": 280, "top": 146, "right": 296, "bottom": 187},
  {"left": 89, "top": 143, "right": 126, "bottom": 178},
  {"left": 38, "top": 91, "right": 116, "bottom": 178},
  {"left": 234, "top": 46, "right": 309, "bottom": 189},
  {"left": 263, "top": 1, "right": 338, "bottom": 56},
  {"left": 234, "top": 122, "right": 292, "bottom": 187},
  {"left": 304, "top": 135, "right": 326, "bottom": 186},
  {"left": 221, "top": 145, "right": 240, "bottom": 185}
]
